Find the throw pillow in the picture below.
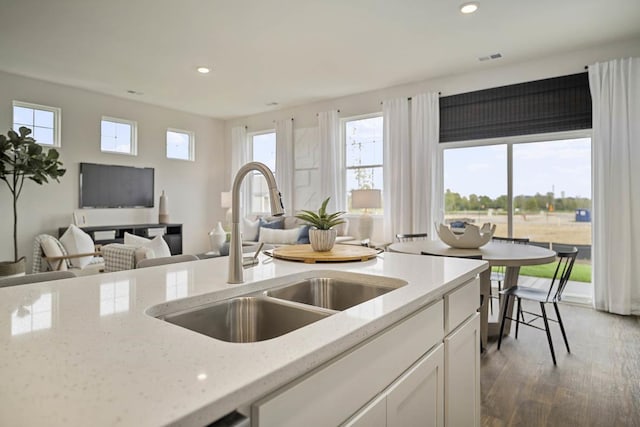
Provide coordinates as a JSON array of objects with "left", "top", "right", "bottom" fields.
[
  {"left": 124, "top": 232, "right": 171, "bottom": 258},
  {"left": 41, "top": 236, "right": 68, "bottom": 271},
  {"left": 241, "top": 217, "right": 261, "bottom": 242},
  {"left": 259, "top": 227, "right": 303, "bottom": 245},
  {"left": 59, "top": 224, "right": 95, "bottom": 269},
  {"left": 257, "top": 217, "right": 284, "bottom": 241},
  {"left": 297, "top": 225, "right": 310, "bottom": 244}
]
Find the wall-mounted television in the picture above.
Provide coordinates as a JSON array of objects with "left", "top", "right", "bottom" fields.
[{"left": 80, "top": 163, "right": 154, "bottom": 208}]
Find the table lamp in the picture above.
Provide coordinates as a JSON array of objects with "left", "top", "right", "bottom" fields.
[
  {"left": 220, "top": 191, "right": 232, "bottom": 228},
  {"left": 351, "top": 189, "right": 381, "bottom": 241}
]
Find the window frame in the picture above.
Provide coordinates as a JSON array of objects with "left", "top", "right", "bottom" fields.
[
  {"left": 166, "top": 128, "right": 195, "bottom": 161},
  {"left": 440, "top": 129, "right": 592, "bottom": 237},
  {"left": 12, "top": 100, "right": 62, "bottom": 148},
  {"left": 100, "top": 116, "right": 138, "bottom": 156},
  {"left": 341, "top": 112, "right": 384, "bottom": 214}
]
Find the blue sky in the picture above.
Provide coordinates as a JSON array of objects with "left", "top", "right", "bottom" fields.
[{"left": 443, "top": 138, "right": 591, "bottom": 199}]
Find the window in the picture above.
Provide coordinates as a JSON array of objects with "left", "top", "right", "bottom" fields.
[
  {"left": 12, "top": 101, "right": 61, "bottom": 147},
  {"left": 344, "top": 115, "right": 384, "bottom": 214},
  {"left": 166, "top": 128, "right": 194, "bottom": 161},
  {"left": 443, "top": 133, "right": 592, "bottom": 289},
  {"left": 249, "top": 131, "right": 276, "bottom": 214},
  {"left": 101, "top": 117, "right": 137, "bottom": 155}
]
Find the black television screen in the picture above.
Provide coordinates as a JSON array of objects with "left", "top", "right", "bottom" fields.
[{"left": 80, "top": 163, "right": 154, "bottom": 208}]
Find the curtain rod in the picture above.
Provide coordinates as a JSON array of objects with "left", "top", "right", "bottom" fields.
[
  {"left": 271, "top": 118, "right": 294, "bottom": 123},
  {"left": 316, "top": 109, "right": 341, "bottom": 116},
  {"left": 380, "top": 92, "right": 442, "bottom": 105}
]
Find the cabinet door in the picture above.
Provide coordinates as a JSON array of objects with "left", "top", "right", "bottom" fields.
[
  {"left": 342, "top": 393, "right": 386, "bottom": 427},
  {"left": 386, "top": 344, "right": 444, "bottom": 427},
  {"left": 444, "top": 313, "right": 480, "bottom": 427}
]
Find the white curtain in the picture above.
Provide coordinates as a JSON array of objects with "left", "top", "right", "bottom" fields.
[
  {"left": 318, "top": 110, "right": 344, "bottom": 212},
  {"left": 589, "top": 57, "right": 640, "bottom": 315},
  {"left": 275, "top": 118, "right": 295, "bottom": 214},
  {"left": 410, "top": 92, "right": 442, "bottom": 239},
  {"left": 231, "top": 125, "right": 249, "bottom": 218},
  {"left": 383, "top": 98, "right": 411, "bottom": 243}
]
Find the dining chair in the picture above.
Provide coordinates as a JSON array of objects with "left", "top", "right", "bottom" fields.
[
  {"left": 395, "top": 233, "right": 428, "bottom": 243},
  {"left": 489, "top": 236, "right": 530, "bottom": 315},
  {"left": 497, "top": 247, "right": 578, "bottom": 365},
  {"left": 136, "top": 254, "right": 199, "bottom": 269},
  {"left": 0, "top": 270, "right": 77, "bottom": 288}
]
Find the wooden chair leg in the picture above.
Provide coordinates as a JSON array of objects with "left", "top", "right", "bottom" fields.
[
  {"left": 554, "top": 302, "right": 571, "bottom": 353},
  {"left": 540, "top": 303, "right": 556, "bottom": 365}
]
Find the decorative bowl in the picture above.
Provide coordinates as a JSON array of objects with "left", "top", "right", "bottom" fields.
[{"left": 436, "top": 222, "right": 496, "bottom": 249}]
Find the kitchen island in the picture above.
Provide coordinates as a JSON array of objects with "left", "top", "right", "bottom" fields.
[{"left": 0, "top": 251, "right": 486, "bottom": 426}]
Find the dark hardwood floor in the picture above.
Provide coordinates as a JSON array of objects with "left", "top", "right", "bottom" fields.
[{"left": 481, "top": 301, "right": 640, "bottom": 427}]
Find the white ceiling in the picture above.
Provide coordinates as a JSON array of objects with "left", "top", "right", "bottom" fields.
[{"left": 1, "top": 0, "right": 639, "bottom": 119}]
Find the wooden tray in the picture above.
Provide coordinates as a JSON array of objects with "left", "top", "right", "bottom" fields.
[{"left": 272, "top": 244, "right": 379, "bottom": 263}]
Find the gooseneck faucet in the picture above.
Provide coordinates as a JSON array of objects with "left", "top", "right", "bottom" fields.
[{"left": 228, "top": 162, "right": 284, "bottom": 284}]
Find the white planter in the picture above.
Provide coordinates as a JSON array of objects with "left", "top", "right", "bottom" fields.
[{"left": 309, "top": 229, "right": 337, "bottom": 252}]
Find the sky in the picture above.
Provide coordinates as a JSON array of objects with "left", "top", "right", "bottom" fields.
[{"left": 443, "top": 138, "right": 592, "bottom": 199}]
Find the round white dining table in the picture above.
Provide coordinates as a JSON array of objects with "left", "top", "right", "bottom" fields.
[{"left": 388, "top": 240, "right": 557, "bottom": 348}]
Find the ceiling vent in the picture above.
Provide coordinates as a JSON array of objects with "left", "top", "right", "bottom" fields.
[{"left": 478, "top": 53, "right": 503, "bottom": 62}]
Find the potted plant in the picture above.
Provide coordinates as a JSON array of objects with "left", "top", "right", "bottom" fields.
[
  {"left": 0, "top": 127, "right": 66, "bottom": 276},
  {"left": 295, "top": 197, "right": 345, "bottom": 252}
]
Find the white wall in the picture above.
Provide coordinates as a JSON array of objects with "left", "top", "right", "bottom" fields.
[
  {"left": 224, "top": 36, "right": 640, "bottom": 241},
  {"left": 0, "top": 71, "right": 226, "bottom": 270}
]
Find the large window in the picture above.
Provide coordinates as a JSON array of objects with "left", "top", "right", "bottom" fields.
[
  {"left": 101, "top": 117, "right": 137, "bottom": 155},
  {"left": 166, "top": 128, "right": 194, "bottom": 161},
  {"left": 344, "top": 115, "right": 384, "bottom": 213},
  {"left": 250, "top": 131, "right": 276, "bottom": 214},
  {"left": 443, "top": 133, "right": 592, "bottom": 285},
  {"left": 12, "top": 101, "right": 61, "bottom": 147}
]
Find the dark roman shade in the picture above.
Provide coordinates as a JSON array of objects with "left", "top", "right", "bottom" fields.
[{"left": 439, "top": 72, "right": 592, "bottom": 143}]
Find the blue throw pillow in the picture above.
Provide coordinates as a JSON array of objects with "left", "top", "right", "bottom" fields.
[
  {"left": 297, "top": 225, "right": 310, "bottom": 244},
  {"left": 257, "top": 217, "right": 285, "bottom": 241}
]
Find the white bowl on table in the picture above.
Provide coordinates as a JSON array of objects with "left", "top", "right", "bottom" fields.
[{"left": 436, "top": 222, "right": 496, "bottom": 249}]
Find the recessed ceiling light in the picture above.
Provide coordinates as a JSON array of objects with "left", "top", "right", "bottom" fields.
[
  {"left": 197, "top": 67, "right": 210, "bottom": 74},
  {"left": 460, "top": 2, "right": 479, "bottom": 14}
]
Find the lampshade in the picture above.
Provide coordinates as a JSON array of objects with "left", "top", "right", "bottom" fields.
[
  {"left": 220, "top": 191, "right": 232, "bottom": 209},
  {"left": 351, "top": 189, "right": 381, "bottom": 209}
]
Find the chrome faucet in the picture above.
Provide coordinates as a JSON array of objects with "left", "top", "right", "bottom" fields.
[{"left": 228, "top": 162, "right": 284, "bottom": 283}]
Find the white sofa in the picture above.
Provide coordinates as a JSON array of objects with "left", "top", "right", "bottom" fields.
[{"left": 242, "top": 216, "right": 354, "bottom": 246}]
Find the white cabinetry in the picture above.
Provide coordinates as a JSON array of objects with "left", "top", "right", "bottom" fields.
[
  {"left": 444, "top": 277, "right": 481, "bottom": 427},
  {"left": 251, "top": 277, "right": 480, "bottom": 427},
  {"left": 344, "top": 344, "right": 444, "bottom": 427},
  {"left": 252, "top": 300, "right": 443, "bottom": 427},
  {"left": 445, "top": 314, "right": 480, "bottom": 427}
]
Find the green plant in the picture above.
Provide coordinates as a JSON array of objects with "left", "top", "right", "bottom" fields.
[
  {"left": 0, "top": 127, "right": 66, "bottom": 263},
  {"left": 295, "top": 197, "right": 345, "bottom": 230}
]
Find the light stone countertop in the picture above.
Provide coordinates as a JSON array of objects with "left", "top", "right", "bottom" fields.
[{"left": 0, "top": 251, "right": 487, "bottom": 426}]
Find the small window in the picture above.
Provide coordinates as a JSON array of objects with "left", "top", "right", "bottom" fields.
[
  {"left": 166, "top": 129, "right": 195, "bottom": 161},
  {"left": 101, "top": 117, "right": 137, "bottom": 155},
  {"left": 12, "top": 101, "right": 61, "bottom": 147}
]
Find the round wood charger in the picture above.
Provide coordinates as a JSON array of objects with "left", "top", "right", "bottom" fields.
[{"left": 272, "top": 244, "right": 379, "bottom": 263}]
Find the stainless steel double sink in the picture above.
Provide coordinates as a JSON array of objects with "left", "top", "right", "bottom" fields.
[{"left": 154, "top": 273, "right": 407, "bottom": 343}]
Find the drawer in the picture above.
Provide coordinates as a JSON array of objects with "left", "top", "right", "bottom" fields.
[
  {"left": 252, "top": 300, "right": 444, "bottom": 427},
  {"left": 444, "top": 278, "right": 479, "bottom": 334}
]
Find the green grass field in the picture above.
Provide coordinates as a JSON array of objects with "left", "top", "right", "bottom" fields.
[{"left": 517, "top": 262, "right": 592, "bottom": 283}]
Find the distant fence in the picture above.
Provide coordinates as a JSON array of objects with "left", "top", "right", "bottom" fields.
[{"left": 529, "top": 241, "right": 591, "bottom": 260}]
